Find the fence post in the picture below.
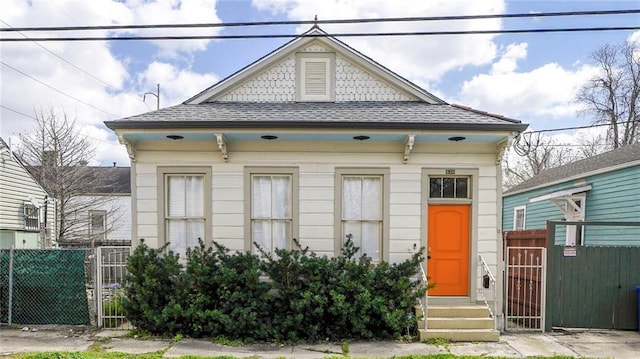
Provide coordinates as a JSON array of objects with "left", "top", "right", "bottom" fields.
[
  {"left": 544, "top": 221, "right": 555, "bottom": 332},
  {"left": 8, "top": 246, "right": 14, "bottom": 326}
]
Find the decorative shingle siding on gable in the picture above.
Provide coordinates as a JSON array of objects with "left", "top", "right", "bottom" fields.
[
  {"left": 213, "top": 41, "right": 416, "bottom": 103},
  {"left": 335, "top": 56, "right": 416, "bottom": 101},
  {"left": 216, "top": 56, "right": 296, "bottom": 102}
]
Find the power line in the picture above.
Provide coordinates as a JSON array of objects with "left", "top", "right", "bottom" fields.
[
  {"left": 2, "top": 9, "right": 639, "bottom": 32},
  {"left": 0, "top": 104, "right": 126, "bottom": 147},
  {"left": 0, "top": 20, "right": 147, "bottom": 107},
  {"left": 0, "top": 104, "right": 37, "bottom": 120},
  {"left": 0, "top": 61, "right": 120, "bottom": 118},
  {"left": 1, "top": 26, "right": 638, "bottom": 42},
  {"left": 526, "top": 120, "right": 635, "bottom": 135}
]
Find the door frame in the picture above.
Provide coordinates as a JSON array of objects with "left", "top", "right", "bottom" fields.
[{"left": 421, "top": 168, "right": 479, "bottom": 301}]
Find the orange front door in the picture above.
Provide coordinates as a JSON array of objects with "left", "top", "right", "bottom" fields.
[{"left": 427, "top": 204, "right": 470, "bottom": 296}]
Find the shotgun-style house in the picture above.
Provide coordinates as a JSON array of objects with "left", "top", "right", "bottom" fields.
[
  {"left": 0, "top": 137, "right": 55, "bottom": 248},
  {"left": 106, "top": 28, "right": 528, "bottom": 340},
  {"left": 503, "top": 142, "right": 640, "bottom": 246}
]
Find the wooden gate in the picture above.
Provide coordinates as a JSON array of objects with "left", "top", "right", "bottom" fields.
[
  {"left": 545, "top": 220, "right": 640, "bottom": 331},
  {"left": 545, "top": 245, "right": 640, "bottom": 330}
]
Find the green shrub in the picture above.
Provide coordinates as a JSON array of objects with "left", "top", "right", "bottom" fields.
[{"left": 123, "top": 238, "right": 427, "bottom": 342}]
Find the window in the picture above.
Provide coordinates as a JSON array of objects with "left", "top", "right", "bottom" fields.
[
  {"left": 158, "top": 167, "right": 211, "bottom": 260},
  {"left": 23, "top": 203, "right": 40, "bottom": 231},
  {"left": 245, "top": 167, "right": 298, "bottom": 255},
  {"left": 296, "top": 53, "right": 335, "bottom": 101},
  {"left": 429, "top": 177, "right": 469, "bottom": 199},
  {"left": 513, "top": 206, "right": 526, "bottom": 230},
  {"left": 336, "top": 169, "right": 389, "bottom": 261},
  {"left": 89, "top": 210, "right": 107, "bottom": 242}
]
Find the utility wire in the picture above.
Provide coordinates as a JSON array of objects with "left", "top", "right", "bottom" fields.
[
  {"left": 526, "top": 120, "right": 635, "bottom": 135},
  {"left": 0, "top": 104, "right": 126, "bottom": 146},
  {"left": 0, "top": 20, "right": 147, "bottom": 107},
  {"left": 1, "top": 61, "right": 120, "bottom": 118},
  {"left": 1, "top": 26, "right": 638, "bottom": 42},
  {"left": 1, "top": 9, "right": 639, "bottom": 32}
]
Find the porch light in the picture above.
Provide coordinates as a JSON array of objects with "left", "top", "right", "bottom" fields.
[
  {"left": 261, "top": 135, "right": 278, "bottom": 140},
  {"left": 448, "top": 136, "right": 466, "bottom": 142},
  {"left": 353, "top": 135, "right": 370, "bottom": 141},
  {"left": 166, "top": 135, "right": 184, "bottom": 140}
]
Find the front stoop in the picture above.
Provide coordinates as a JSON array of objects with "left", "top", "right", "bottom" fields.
[{"left": 416, "top": 305, "right": 500, "bottom": 342}]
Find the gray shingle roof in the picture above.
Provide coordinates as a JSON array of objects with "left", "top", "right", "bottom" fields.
[
  {"left": 505, "top": 142, "right": 640, "bottom": 195},
  {"left": 105, "top": 102, "right": 527, "bottom": 131}
]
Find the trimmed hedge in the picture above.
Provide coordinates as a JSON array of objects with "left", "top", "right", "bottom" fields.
[{"left": 123, "top": 239, "right": 427, "bottom": 342}]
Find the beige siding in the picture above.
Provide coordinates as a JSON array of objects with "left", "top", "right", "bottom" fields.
[{"left": 131, "top": 145, "right": 501, "bottom": 273}]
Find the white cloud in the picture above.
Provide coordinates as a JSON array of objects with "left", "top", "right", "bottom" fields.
[
  {"left": 137, "top": 62, "right": 219, "bottom": 106},
  {"left": 252, "top": 0, "right": 505, "bottom": 86},
  {"left": 458, "top": 45, "right": 598, "bottom": 120},
  {"left": 0, "top": 0, "right": 222, "bottom": 167},
  {"left": 120, "top": 0, "right": 222, "bottom": 57}
]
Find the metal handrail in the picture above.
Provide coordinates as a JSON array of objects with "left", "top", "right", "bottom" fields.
[
  {"left": 478, "top": 255, "right": 497, "bottom": 328},
  {"left": 418, "top": 262, "right": 428, "bottom": 330}
]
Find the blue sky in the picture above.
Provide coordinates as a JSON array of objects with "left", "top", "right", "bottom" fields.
[{"left": 1, "top": 0, "right": 638, "bottom": 166}]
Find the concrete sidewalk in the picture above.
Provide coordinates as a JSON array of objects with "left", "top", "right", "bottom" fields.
[{"left": 0, "top": 327, "right": 638, "bottom": 358}]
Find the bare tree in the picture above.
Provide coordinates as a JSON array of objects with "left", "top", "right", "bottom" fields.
[
  {"left": 577, "top": 40, "right": 640, "bottom": 148},
  {"left": 19, "top": 108, "right": 120, "bottom": 247},
  {"left": 503, "top": 132, "right": 578, "bottom": 190}
]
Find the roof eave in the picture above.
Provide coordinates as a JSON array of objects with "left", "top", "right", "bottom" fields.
[{"left": 104, "top": 120, "right": 528, "bottom": 132}]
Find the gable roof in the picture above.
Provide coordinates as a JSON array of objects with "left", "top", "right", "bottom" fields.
[
  {"left": 186, "top": 27, "right": 444, "bottom": 105},
  {"left": 105, "top": 27, "right": 528, "bottom": 133},
  {"left": 504, "top": 142, "right": 640, "bottom": 196}
]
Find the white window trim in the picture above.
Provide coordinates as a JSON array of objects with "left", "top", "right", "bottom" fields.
[
  {"left": 513, "top": 205, "right": 526, "bottom": 230},
  {"left": 334, "top": 168, "right": 390, "bottom": 261},
  {"left": 244, "top": 167, "right": 299, "bottom": 253},
  {"left": 296, "top": 52, "right": 335, "bottom": 102},
  {"left": 157, "top": 166, "right": 212, "bottom": 254}
]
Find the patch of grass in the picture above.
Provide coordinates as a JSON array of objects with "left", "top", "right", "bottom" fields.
[
  {"left": 341, "top": 341, "right": 350, "bottom": 356},
  {"left": 422, "top": 337, "right": 450, "bottom": 346},
  {"left": 123, "top": 329, "right": 154, "bottom": 340},
  {"left": 212, "top": 336, "right": 243, "bottom": 347}
]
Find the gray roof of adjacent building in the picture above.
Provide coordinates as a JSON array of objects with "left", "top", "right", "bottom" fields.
[
  {"left": 105, "top": 101, "right": 528, "bottom": 131},
  {"left": 504, "top": 142, "right": 640, "bottom": 196}
]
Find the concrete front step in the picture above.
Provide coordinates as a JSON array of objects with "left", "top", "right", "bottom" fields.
[
  {"left": 419, "top": 328, "right": 500, "bottom": 342},
  {"left": 418, "top": 317, "right": 494, "bottom": 329},
  {"left": 415, "top": 305, "right": 491, "bottom": 318}
]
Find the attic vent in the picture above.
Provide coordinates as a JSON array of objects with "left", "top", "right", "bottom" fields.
[
  {"left": 304, "top": 61, "right": 327, "bottom": 96},
  {"left": 297, "top": 53, "right": 334, "bottom": 102}
]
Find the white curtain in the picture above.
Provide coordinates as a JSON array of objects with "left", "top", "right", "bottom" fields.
[
  {"left": 166, "top": 175, "right": 205, "bottom": 258},
  {"left": 252, "top": 175, "right": 291, "bottom": 254},
  {"left": 342, "top": 176, "right": 381, "bottom": 260}
]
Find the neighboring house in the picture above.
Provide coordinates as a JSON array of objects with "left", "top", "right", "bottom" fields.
[
  {"left": 73, "top": 166, "right": 132, "bottom": 248},
  {"left": 0, "top": 137, "right": 55, "bottom": 249},
  {"left": 106, "top": 27, "right": 527, "bottom": 339},
  {"left": 503, "top": 142, "right": 640, "bottom": 246},
  {"left": 26, "top": 165, "right": 132, "bottom": 248}
]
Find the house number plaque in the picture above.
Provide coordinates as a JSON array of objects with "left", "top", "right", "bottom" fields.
[{"left": 445, "top": 169, "right": 456, "bottom": 175}]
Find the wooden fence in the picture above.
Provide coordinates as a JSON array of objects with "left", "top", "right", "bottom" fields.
[{"left": 544, "top": 221, "right": 640, "bottom": 331}]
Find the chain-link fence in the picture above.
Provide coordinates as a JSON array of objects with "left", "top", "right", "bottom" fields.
[{"left": 0, "top": 248, "right": 91, "bottom": 325}]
